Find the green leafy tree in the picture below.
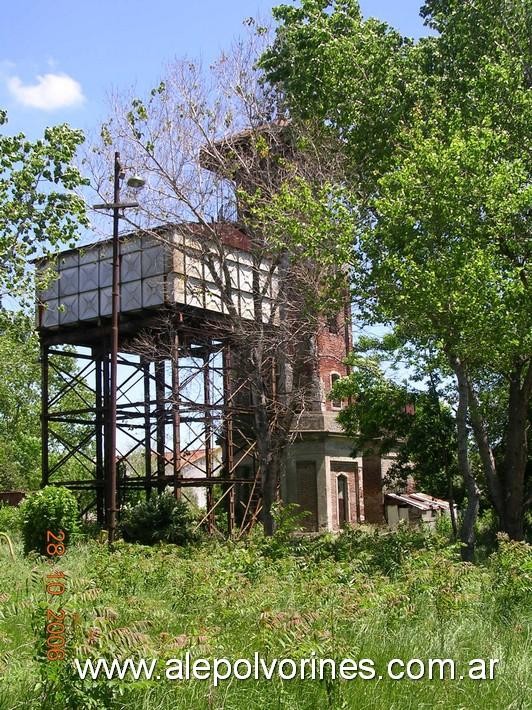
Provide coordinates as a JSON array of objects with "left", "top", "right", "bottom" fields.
[
  {"left": 0, "top": 313, "right": 41, "bottom": 490},
  {"left": 331, "top": 347, "right": 463, "bottom": 536},
  {"left": 0, "top": 313, "right": 95, "bottom": 492},
  {"left": 333, "top": 355, "right": 460, "bottom": 495},
  {"left": 0, "top": 108, "right": 88, "bottom": 301},
  {"left": 261, "top": 0, "right": 531, "bottom": 555},
  {"left": 0, "top": 109, "right": 90, "bottom": 493}
]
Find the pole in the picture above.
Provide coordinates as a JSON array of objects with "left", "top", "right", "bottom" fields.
[
  {"left": 94, "top": 152, "right": 140, "bottom": 543},
  {"left": 94, "top": 349, "right": 105, "bottom": 524},
  {"left": 204, "top": 349, "right": 214, "bottom": 532},
  {"left": 40, "top": 344, "right": 49, "bottom": 487},
  {"left": 107, "top": 151, "right": 121, "bottom": 544}
]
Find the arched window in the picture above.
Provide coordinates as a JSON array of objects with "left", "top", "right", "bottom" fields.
[
  {"left": 337, "top": 474, "right": 349, "bottom": 527},
  {"left": 330, "top": 372, "right": 342, "bottom": 410}
]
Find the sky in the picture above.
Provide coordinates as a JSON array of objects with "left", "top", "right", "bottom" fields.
[
  {"left": 0, "top": 1, "right": 430, "bottom": 140},
  {"left": 0, "top": 1, "right": 429, "bottom": 440}
]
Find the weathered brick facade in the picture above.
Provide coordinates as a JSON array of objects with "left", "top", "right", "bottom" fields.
[
  {"left": 316, "top": 310, "right": 351, "bottom": 413},
  {"left": 283, "top": 302, "right": 389, "bottom": 531},
  {"left": 361, "top": 454, "right": 385, "bottom": 524}
]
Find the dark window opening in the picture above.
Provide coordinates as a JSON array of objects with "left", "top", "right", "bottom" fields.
[
  {"left": 330, "top": 373, "right": 342, "bottom": 409},
  {"left": 337, "top": 474, "right": 349, "bottom": 527},
  {"left": 326, "top": 313, "right": 340, "bottom": 334}
]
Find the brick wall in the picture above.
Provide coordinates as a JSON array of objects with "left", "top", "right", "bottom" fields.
[
  {"left": 316, "top": 311, "right": 350, "bottom": 412},
  {"left": 362, "top": 454, "right": 384, "bottom": 523}
]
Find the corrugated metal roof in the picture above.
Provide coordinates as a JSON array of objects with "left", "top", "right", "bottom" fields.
[{"left": 385, "top": 492, "right": 451, "bottom": 511}]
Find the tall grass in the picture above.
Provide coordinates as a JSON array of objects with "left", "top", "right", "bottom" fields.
[{"left": 0, "top": 520, "right": 530, "bottom": 709}]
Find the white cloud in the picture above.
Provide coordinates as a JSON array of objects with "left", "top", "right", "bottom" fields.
[{"left": 6, "top": 72, "right": 85, "bottom": 110}]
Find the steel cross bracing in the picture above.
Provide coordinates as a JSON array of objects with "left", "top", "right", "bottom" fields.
[{"left": 40, "top": 323, "right": 262, "bottom": 534}]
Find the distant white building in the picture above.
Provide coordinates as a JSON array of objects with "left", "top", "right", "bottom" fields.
[{"left": 164, "top": 447, "right": 223, "bottom": 509}]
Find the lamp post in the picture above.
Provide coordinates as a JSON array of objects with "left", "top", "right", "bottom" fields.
[{"left": 94, "top": 152, "right": 144, "bottom": 544}]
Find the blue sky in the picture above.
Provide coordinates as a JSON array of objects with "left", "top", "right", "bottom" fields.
[{"left": 0, "top": 1, "right": 429, "bottom": 139}]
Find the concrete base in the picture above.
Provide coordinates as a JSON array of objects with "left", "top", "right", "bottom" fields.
[{"left": 283, "top": 430, "right": 367, "bottom": 532}]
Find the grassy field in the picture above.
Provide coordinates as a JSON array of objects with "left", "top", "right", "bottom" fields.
[{"left": 0, "top": 515, "right": 530, "bottom": 709}]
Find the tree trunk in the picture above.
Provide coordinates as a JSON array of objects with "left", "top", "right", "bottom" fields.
[
  {"left": 467, "top": 382, "right": 504, "bottom": 524},
  {"left": 262, "top": 465, "right": 276, "bottom": 536},
  {"left": 468, "top": 361, "right": 531, "bottom": 540},
  {"left": 501, "top": 364, "right": 532, "bottom": 540},
  {"left": 450, "top": 355, "right": 480, "bottom": 562},
  {"left": 448, "top": 470, "right": 458, "bottom": 540},
  {"left": 254, "top": 395, "right": 276, "bottom": 536},
  {"left": 250, "top": 362, "right": 278, "bottom": 537}
]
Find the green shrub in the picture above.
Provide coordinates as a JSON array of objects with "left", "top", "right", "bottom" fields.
[
  {"left": 77, "top": 519, "right": 103, "bottom": 540},
  {"left": 120, "top": 492, "right": 196, "bottom": 546},
  {"left": 260, "top": 503, "right": 310, "bottom": 558},
  {"left": 368, "top": 523, "right": 439, "bottom": 575},
  {"left": 0, "top": 503, "right": 21, "bottom": 534},
  {"left": 475, "top": 508, "right": 499, "bottom": 553},
  {"left": 435, "top": 510, "right": 454, "bottom": 540},
  {"left": 300, "top": 523, "right": 442, "bottom": 574},
  {"left": 490, "top": 535, "right": 532, "bottom": 617},
  {"left": 20, "top": 486, "right": 79, "bottom": 555}
]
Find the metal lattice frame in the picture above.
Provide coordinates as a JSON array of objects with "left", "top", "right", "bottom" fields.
[{"left": 40, "top": 317, "right": 262, "bottom": 534}]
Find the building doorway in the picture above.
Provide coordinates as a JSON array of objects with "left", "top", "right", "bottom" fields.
[{"left": 337, "top": 474, "right": 349, "bottom": 527}]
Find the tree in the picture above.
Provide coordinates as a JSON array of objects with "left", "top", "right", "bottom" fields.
[
  {"left": 331, "top": 343, "right": 462, "bottom": 536},
  {"left": 0, "top": 313, "right": 90, "bottom": 492},
  {"left": 0, "top": 109, "right": 88, "bottom": 302},
  {"left": 0, "top": 109, "right": 89, "bottom": 493},
  {"left": 0, "top": 313, "right": 41, "bottom": 490},
  {"left": 261, "top": 0, "right": 531, "bottom": 553},
  {"left": 333, "top": 354, "right": 458, "bottom": 494},
  {"left": 85, "top": 29, "right": 346, "bottom": 535}
]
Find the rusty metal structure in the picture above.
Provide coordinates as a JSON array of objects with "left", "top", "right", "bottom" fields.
[
  {"left": 37, "top": 126, "right": 387, "bottom": 535},
  {"left": 37, "top": 224, "right": 270, "bottom": 535}
]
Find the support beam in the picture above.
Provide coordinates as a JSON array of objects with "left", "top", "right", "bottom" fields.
[
  {"left": 155, "top": 359, "right": 166, "bottom": 494},
  {"left": 39, "top": 329, "right": 260, "bottom": 538},
  {"left": 204, "top": 349, "right": 214, "bottom": 532},
  {"left": 171, "top": 335, "right": 182, "bottom": 499},
  {"left": 223, "top": 345, "right": 236, "bottom": 534},
  {"left": 142, "top": 358, "right": 153, "bottom": 499}
]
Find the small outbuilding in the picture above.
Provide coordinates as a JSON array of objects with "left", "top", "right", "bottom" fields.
[{"left": 384, "top": 492, "right": 454, "bottom": 529}]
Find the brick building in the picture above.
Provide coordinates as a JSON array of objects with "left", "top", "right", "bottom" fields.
[
  {"left": 37, "top": 122, "right": 389, "bottom": 532},
  {"left": 283, "top": 308, "right": 388, "bottom": 531}
]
